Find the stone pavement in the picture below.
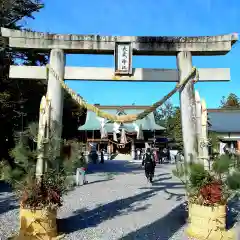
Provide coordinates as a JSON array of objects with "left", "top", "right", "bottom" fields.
[
  {"left": 59, "top": 160, "right": 240, "bottom": 240},
  {"left": 58, "top": 160, "right": 190, "bottom": 239},
  {"left": 0, "top": 160, "right": 239, "bottom": 239}
]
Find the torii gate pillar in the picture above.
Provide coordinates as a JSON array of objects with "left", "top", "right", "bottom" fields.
[
  {"left": 47, "top": 49, "right": 65, "bottom": 138},
  {"left": 177, "top": 51, "right": 197, "bottom": 162},
  {"left": 47, "top": 49, "right": 65, "bottom": 167}
]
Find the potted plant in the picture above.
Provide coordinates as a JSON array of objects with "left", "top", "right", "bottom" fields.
[
  {"left": 2, "top": 121, "right": 77, "bottom": 239},
  {"left": 3, "top": 105, "right": 80, "bottom": 240},
  {"left": 173, "top": 154, "right": 240, "bottom": 239},
  {"left": 14, "top": 170, "right": 67, "bottom": 239}
]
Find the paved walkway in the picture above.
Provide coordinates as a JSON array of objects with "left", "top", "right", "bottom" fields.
[
  {"left": 58, "top": 160, "right": 189, "bottom": 239},
  {"left": 0, "top": 160, "right": 239, "bottom": 239}
]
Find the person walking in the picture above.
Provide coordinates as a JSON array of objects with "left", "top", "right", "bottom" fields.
[{"left": 142, "top": 148, "right": 155, "bottom": 183}]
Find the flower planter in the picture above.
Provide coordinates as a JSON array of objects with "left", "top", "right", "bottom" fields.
[
  {"left": 13, "top": 207, "right": 60, "bottom": 240},
  {"left": 186, "top": 203, "right": 235, "bottom": 240}
]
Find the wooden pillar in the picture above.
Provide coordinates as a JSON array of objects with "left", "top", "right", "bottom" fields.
[{"left": 177, "top": 52, "right": 197, "bottom": 163}]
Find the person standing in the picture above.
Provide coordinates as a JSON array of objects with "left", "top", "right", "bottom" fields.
[
  {"left": 153, "top": 149, "right": 158, "bottom": 165},
  {"left": 100, "top": 149, "right": 104, "bottom": 164},
  {"left": 159, "top": 148, "right": 163, "bottom": 164},
  {"left": 137, "top": 149, "right": 141, "bottom": 160},
  {"left": 163, "top": 147, "right": 167, "bottom": 163},
  {"left": 142, "top": 148, "right": 155, "bottom": 183},
  {"left": 167, "top": 147, "right": 170, "bottom": 162},
  {"left": 76, "top": 152, "right": 88, "bottom": 185}
]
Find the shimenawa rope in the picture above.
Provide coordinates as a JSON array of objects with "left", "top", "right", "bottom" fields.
[{"left": 46, "top": 64, "right": 199, "bottom": 123}]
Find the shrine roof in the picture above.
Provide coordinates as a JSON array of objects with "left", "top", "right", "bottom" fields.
[
  {"left": 78, "top": 106, "right": 164, "bottom": 132},
  {"left": 208, "top": 109, "right": 240, "bottom": 133},
  {"left": 79, "top": 107, "right": 240, "bottom": 133}
]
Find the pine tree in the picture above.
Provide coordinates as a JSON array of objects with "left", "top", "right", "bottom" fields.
[
  {"left": 220, "top": 93, "right": 240, "bottom": 109},
  {"left": 155, "top": 103, "right": 183, "bottom": 151},
  {"left": 0, "top": 1, "right": 85, "bottom": 164},
  {"left": 172, "top": 107, "right": 183, "bottom": 151},
  {"left": 2, "top": 122, "right": 85, "bottom": 185}
]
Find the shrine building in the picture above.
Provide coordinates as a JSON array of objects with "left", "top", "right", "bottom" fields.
[
  {"left": 208, "top": 109, "right": 240, "bottom": 153},
  {"left": 78, "top": 104, "right": 166, "bottom": 158}
]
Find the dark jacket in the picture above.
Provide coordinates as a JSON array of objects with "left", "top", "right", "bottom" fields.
[{"left": 142, "top": 152, "right": 155, "bottom": 166}]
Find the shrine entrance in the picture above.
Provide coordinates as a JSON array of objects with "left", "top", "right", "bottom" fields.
[
  {"left": 114, "top": 143, "right": 131, "bottom": 155},
  {"left": 1, "top": 27, "right": 237, "bottom": 163}
]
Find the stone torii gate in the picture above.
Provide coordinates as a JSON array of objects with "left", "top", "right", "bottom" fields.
[{"left": 1, "top": 27, "right": 238, "bottom": 162}]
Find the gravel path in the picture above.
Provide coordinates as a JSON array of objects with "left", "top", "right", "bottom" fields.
[{"left": 0, "top": 160, "right": 239, "bottom": 240}]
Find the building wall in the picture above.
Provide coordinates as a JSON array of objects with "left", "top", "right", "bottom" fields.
[
  {"left": 217, "top": 132, "right": 240, "bottom": 140},
  {"left": 216, "top": 132, "right": 240, "bottom": 154}
]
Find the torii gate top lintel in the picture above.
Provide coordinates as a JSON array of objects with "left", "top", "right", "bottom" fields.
[{"left": 1, "top": 27, "right": 238, "bottom": 56}]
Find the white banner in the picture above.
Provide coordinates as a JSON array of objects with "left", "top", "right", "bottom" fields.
[{"left": 97, "top": 117, "right": 108, "bottom": 139}]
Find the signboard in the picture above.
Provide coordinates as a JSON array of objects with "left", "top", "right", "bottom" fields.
[{"left": 114, "top": 42, "right": 132, "bottom": 75}]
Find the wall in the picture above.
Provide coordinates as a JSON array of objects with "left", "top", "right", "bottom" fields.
[{"left": 217, "top": 132, "right": 240, "bottom": 140}]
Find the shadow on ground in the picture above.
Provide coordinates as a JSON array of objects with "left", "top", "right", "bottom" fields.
[
  {"left": 0, "top": 181, "right": 12, "bottom": 193},
  {"left": 227, "top": 195, "right": 240, "bottom": 229},
  {"left": 58, "top": 172, "right": 186, "bottom": 237},
  {"left": 0, "top": 197, "right": 18, "bottom": 215},
  {"left": 58, "top": 189, "right": 158, "bottom": 234},
  {"left": 119, "top": 195, "right": 240, "bottom": 239},
  {"left": 0, "top": 181, "right": 18, "bottom": 215},
  {"left": 87, "top": 160, "right": 142, "bottom": 175},
  {"left": 85, "top": 178, "right": 114, "bottom": 186},
  {"left": 121, "top": 202, "right": 187, "bottom": 240},
  {"left": 139, "top": 174, "right": 185, "bottom": 202}
]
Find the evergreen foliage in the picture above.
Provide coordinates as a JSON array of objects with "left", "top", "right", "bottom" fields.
[
  {"left": 62, "top": 140, "right": 87, "bottom": 175},
  {"left": 173, "top": 154, "right": 240, "bottom": 206},
  {"left": 155, "top": 102, "right": 183, "bottom": 151},
  {"left": 220, "top": 93, "right": 240, "bottom": 109},
  {"left": 2, "top": 122, "right": 86, "bottom": 209},
  {"left": 1, "top": 0, "right": 43, "bottom": 27},
  {"left": 171, "top": 107, "right": 183, "bottom": 151},
  {"left": 0, "top": 1, "right": 87, "bottom": 164}
]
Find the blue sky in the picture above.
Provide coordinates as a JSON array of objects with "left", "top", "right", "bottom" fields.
[{"left": 24, "top": 0, "right": 239, "bottom": 108}]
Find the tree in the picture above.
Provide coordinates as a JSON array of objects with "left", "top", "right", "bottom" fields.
[
  {"left": 0, "top": 1, "right": 86, "bottom": 164},
  {"left": 0, "top": 0, "right": 45, "bottom": 163},
  {"left": 155, "top": 101, "right": 183, "bottom": 150},
  {"left": 155, "top": 100, "right": 176, "bottom": 132},
  {"left": 1, "top": 0, "right": 43, "bottom": 28},
  {"left": 171, "top": 107, "right": 183, "bottom": 151},
  {"left": 220, "top": 93, "right": 240, "bottom": 109}
]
